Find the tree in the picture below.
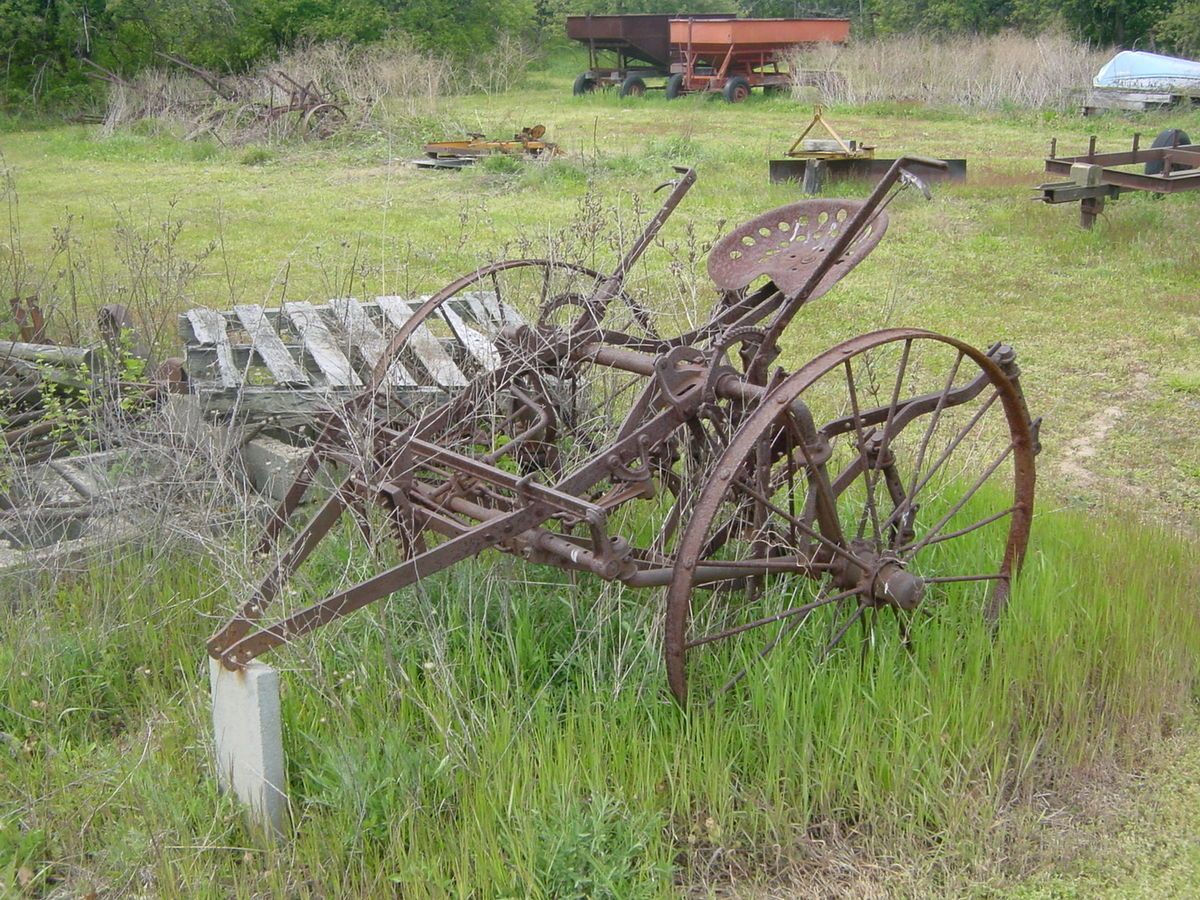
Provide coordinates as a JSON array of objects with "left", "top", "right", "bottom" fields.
[
  {"left": 1156, "top": 0, "right": 1200, "bottom": 56},
  {"left": 1051, "top": 0, "right": 1171, "bottom": 45}
]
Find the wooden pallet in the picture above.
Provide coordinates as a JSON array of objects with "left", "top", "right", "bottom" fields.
[
  {"left": 1081, "top": 88, "right": 1200, "bottom": 115},
  {"left": 178, "top": 293, "right": 522, "bottom": 421}
]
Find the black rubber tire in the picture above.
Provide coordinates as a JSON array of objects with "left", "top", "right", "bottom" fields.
[
  {"left": 722, "top": 76, "right": 751, "bottom": 103},
  {"left": 665, "top": 73, "right": 685, "bottom": 100},
  {"left": 619, "top": 74, "right": 646, "bottom": 98},
  {"left": 572, "top": 73, "right": 597, "bottom": 96},
  {"left": 1145, "top": 128, "right": 1191, "bottom": 175}
]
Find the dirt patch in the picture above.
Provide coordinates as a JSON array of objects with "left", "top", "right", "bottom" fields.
[
  {"left": 1059, "top": 405, "right": 1125, "bottom": 486},
  {"left": 1056, "top": 370, "right": 1151, "bottom": 490}
]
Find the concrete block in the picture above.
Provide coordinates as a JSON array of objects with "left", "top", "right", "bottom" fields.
[
  {"left": 209, "top": 657, "right": 289, "bottom": 838},
  {"left": 240, "top": 436, "right": 310, "bottom": 503},
  {"left": 1070, "top": 162, "right": 1103, "bottom": 187},
  {"left": 162, "top": 394, "right": 243, "bottom": 454}
]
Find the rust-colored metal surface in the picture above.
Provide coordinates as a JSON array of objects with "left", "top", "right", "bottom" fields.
[
  {"left": 208, "top": 160, "right": 1040, "bottom": 707},
  {"left": 668, "top": 17, "right": 850, "bottom": 49},
  {"left": 566, "top": 12, "right": 738, "bottom": 95},
  {"left": 567, "top": 14, "right": 681, "bottom": 68},
  {"left": 421, "top": 125, "right": 560, "bottom": 161},
  {"left": 668, "top": 17, "right": 849, "bottom": 100}
]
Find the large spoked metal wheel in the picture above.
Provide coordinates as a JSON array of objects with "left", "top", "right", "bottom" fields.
[{"left": 664, "top": 328, "right": 1037, "bottom": 707}]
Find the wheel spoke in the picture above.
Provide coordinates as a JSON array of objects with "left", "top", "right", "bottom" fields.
[
  {"left": 903, "top": 439, "right": 1015, "bottom": 561},
  {"left": 844, "top": 360, "right": 883, "bottom": 543},
  {"left": 906, "top": 350, "right": 965, "bottom": 502},
  {"left": 896, "top": 506, "right": 1013, "bottom": 554},
  {"left": 883, "top": 388, "right": 999, "bottom": 535},
  {"left": 706, "top": 581, "right": 847, "bottom": 702},
  {"left": 866, "top": 337, "right": 912, "bottom": 532},
  {"left": 920, "top": 573, "right": 1006, "bottom": 584},
  {"left": 686, "top": 586, "right": 859, "bottom": 649},
  {"left": 818, "top": 601, "right": 868, "bottom": 661},
  {"left": 732, "top": 476, "right": 868, "bottom": 571}
]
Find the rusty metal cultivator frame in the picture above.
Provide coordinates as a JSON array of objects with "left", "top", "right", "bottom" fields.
[{"left": 209, "top": 159, "right": 1039, "bottom": 706}]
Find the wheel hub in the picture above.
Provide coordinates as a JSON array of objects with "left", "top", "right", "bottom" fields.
[
  {"left": 868, "top": 558, "right": 924, "bottom": 610},
  {"left": 834, "top": 541, "right": 926, "bottom": 611}
]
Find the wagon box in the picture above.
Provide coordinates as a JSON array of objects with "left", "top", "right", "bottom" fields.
[
  {"left": 668, "top": 16, "right": 850, "bottom": 50},
  {"left": 668, "top": 17, "right": 851, "bottom": 101},
  {"left": 566, "top": 14, "right": 679, "bottom": 69}
]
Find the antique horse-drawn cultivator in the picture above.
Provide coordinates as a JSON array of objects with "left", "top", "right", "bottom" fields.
[{"left": 209, "top": 159, "right": 1039, "bottom": 706}]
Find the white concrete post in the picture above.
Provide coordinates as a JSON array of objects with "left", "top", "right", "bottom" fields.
[{"left": 209, "top": 658, "right": 289, "bottom": 838}]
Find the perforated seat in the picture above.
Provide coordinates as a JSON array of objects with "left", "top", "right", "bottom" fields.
[{"left": 708, "top": 200, "right": 889, "bottom": 301}]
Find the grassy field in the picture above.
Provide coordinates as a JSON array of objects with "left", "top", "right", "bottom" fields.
[
  {"left": 2, "top": 51, "right": 1200, "bottom": 896},
  {"left": 3, "top": 58, "right": 1198, "bottom": 523}
]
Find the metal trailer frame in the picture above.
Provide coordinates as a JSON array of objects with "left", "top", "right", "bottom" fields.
[
  {"left": 1037, "top": 133, "right": 1200, "bottom": 228},
  {"left": 668, "top": 17, "right": 850, "bottom": 102}
]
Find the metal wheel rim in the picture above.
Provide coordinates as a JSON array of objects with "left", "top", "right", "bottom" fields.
[{"left": 664, "top": 327, "right": 1037, "bottom": 707}]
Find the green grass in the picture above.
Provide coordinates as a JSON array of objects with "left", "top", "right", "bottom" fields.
[
  {"left": 1, "top": 500, "right": 1198, "bottom": 896},
  {"left": 2, "top": 55, "right": 1200, "bottom": 896}
]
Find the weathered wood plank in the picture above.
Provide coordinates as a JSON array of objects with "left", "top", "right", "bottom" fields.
[
  {"left": 185, "top": 308, "right": 240, "bottom": 388},
  {"left": 233, "top": 304, "right": 309, "bottom": 385},
  {"left": 437, "top": 304, "right": 501, "bottom": 371},
  {"left": 459, "top": 290, "right": 521, "bottom": 329},
  {"left": 282, "top": 302, "right": 362, "bottom": 387},
  {"left": 328, "top": 298, "right": 417, "bottom": 387},
  {"left": 375, "top": 296, "right": 468, "bottom": 388},
  {"left": 0, "top": 341, "right": 97, "bottom": 370}
]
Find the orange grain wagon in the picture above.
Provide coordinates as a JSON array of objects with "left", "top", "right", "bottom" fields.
[{"left": 667, "top": 17, "right": 850, "bottom": 101}]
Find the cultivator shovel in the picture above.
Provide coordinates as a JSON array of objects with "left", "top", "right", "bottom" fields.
[{"left": 208, "top": 159, "right": 1040, "bottom": 706}]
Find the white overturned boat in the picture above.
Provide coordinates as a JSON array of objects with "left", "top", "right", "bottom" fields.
[
  {"left": 1094, "top": 50, "right": 1200, "bottom": 92},
  {"left": 1083, "top": 50, "right": 1200, "bottom": 114}
]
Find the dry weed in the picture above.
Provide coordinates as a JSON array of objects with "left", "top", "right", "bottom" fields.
[
  {"left": 789, "top": 32, "right": 1111, "bottom": 110},
  {"left": 101, "top": 34, "right": 533, "bottom": 144}
]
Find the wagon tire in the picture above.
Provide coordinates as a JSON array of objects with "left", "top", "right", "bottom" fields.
[
  {"left": 1145, "top": 128, "right": 1191, "bottom": 175},
  {"left": 665, "top": 74, "right": 685, "bottom": 100},
  {"left": 573, "top": 73, "right": 598, "bottom": 96},
  {"left": 619, "top": 75, "right": 647, "bottom": 98},
  {"left": 723, "top": 76, "right": 751, "bottom": 103}
]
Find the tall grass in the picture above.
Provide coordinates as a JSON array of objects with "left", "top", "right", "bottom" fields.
[
  {"left": 1, "top": 502, "right": 1197, "bottom": 896},
  {"left": 790, "top": 33, "right": 1112, "bottom": 110}
]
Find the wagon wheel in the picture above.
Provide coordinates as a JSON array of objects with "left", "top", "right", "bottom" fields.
[
  {"left": 209, "top": 259, "right": 658, "bottom": 665},
  {"left": 301, "top": 102, "right": 347, "bottom": 138},
  {"left": 723, "top": 76, "right": 751, "bottom": 103},
  {"left": 664, "top": 328, "right": 1037, "bottom": 707},
  {"left": 338, "top": 259, "right": 661, "bottom": 474}
]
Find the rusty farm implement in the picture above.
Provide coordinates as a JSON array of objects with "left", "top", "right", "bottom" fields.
[{"left": 208, "top": 159, "right": 1039, "bottom": 707}]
